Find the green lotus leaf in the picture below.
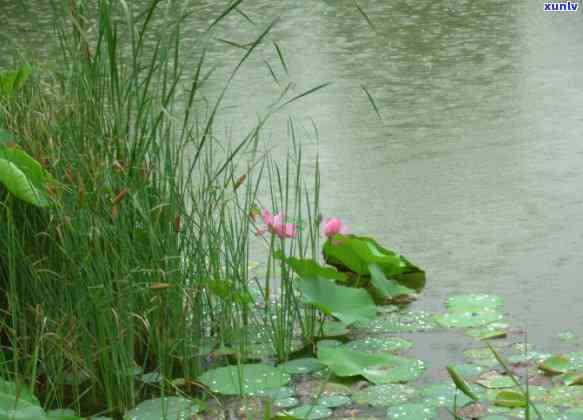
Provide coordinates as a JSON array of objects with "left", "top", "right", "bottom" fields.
[
  {"left": 0, "top": 150, "right": 50, "bottom": 207},
  {"left": 385, "top": 402, "right": 437, "bottom": 420},
  {"left": 283, "top": 405, "right": 332, "bottom": 419},
  {"left": 434, "top": 310, "right": 503, "bottom": 328},
  {"left": 445, "top": 294, "right": 503, "bottom": 312},
  {"left": 368, "top": 263, "right": 415, "bottom": 300},
  {"left": 355, "top": 311, "right": 437, "bottom": 334},
  {"left": 352, "top": 384, "right": 417, "bottom": 407},
  {"left": 322, "top": 235, "right": 425, "bottom": 290},
  {"left": 275, "top": 254, "right": 348, "bottom": 283},
  {"left": 124, "top": 397, "right": 198, "bottom": 420},
  {"left": 420, "top": 381, "right": 481, "bottom": 407},
  {"left": 546, "top": 385, "right": 583, "bottom": 408},
  {"left": 280, "top": 358, "right": 326, "bottom": 375},
  {"left": 0, "top": 379, "right": 40, "bottom": 407},
  {"left": 318, "top": 346, "right": 424, "bottom": 384},
  {"left": 476, "top": 371, "right": 517, "bottom": 389},
  {"left": 197, "top": 364, "right": 290, "bottom": 396},
  {"left": 317, "top": 394, "right": 351, "bottom": 408},
  {"left": 447, "top": 365, "right": 480, "bottom": 401},
  {"left": 0, "top": 392, "right": 47, "bottom": 420},
  {"left": 273, "top": 397, "right": 299, "bottom": 409},
  {"left": 539, "top": 355, "right": 570, "bottom": 375},
  {"left": 295, "top": 276, "right": 376, "bottom": 326},
  {"left": 346, "top": 336, "right": 413, "bottom": 355},
  {"left": 493, "top": 390, "right": 526, "bottom": 408}
]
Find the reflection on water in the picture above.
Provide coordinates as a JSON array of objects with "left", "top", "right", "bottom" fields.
[{"left": 2, "top": 0, "right": 583, "bottom": 373}]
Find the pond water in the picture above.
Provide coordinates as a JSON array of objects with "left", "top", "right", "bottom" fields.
[{"left": 3, "top": 0, "right": 583, "bottom": 408}]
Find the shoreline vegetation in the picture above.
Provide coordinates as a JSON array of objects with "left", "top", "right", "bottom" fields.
[{"left": 1, "top": 2, "right": 583, "bottom": 420}]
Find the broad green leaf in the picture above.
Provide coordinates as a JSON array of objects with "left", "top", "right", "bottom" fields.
[
  {"left": 385, "top": 402, "right": 437, "bottom": 419},
  {"left": 0, "top": 392, "right": 47, "bottom": 420},
  {"left": 420, "top": 381, "right": 481, "bottom": 407},
  {"left": 352, "top": 384, "right": 417, "bottom": 407},
  {"left": 355, "top": 310, "right": 437, "bottom": 334},
  {"left": 0, "top": 148, "right": 50, "bottom": 207},
  {"left": 124, "top": 397, "right": 199, "bottom": 420},
  {"left": 564, "top": 373, "right": 583, "bottom": 386},
  {"left": 434, "top": 310, "right": 503, "bottom": 328},
  {"left": 546, "top": 386, "right": 583, "bottom": 408},
  {"left": 275, "top": 254, "right": 348, "bottom": 283},
  {"left": 198, "top": 364, "right": 290, "bottom": 396},
  {"left": 368, "top": 263, "right": 415, "bottom": 299},
  {"left": 0, "top": 379, "right": 40, "bottom": 406},
  {"left": 446, "top": 365, "right": 480, "bottom": 401},
  {"left": 322, "top": 236, "right": 425, "bottom": 290},
  {"left": 0, "top": 65, "right": 32, "bottom": 96},
  {"left": 318, "top": 346, "right": 424, "bottom": 384},
  {"left": 317, "top": 395, "right": 350, "bottom": 408},
  {"left": 475, "top": 371, "right": 516, "bottom": 389},
  {"left": 283, "top": 405, "right": 331, "bottom": 419},
  {"left": 279, "top": 358, "right": 326, "bottom": 375},
  {"left": 539, "top": 355, "right": 570, "bottom": 374},
  {"left": 295, "top": 276, "right": 376, "bottom": 326},
  {"left": 346, "top": 336, "right": 413, "bottom": 355},
  {"left": 445, "top": 294, "right": 503, "bottom": 312},
  {"left": 493, "top": 390, "right": 526, "bottom": 408}
]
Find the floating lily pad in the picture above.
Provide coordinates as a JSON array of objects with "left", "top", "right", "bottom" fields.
[
  {"left": 476, "top": 371, "right": 516, "bottom": 389},
  {"left": 507, "top": 351, "right": 552, "bottom": 365},
  {"left": 539, "top": 355, "right": 570, "bottom": 374},
  {"left": 466, "top": 325, "right": 508, "bottom": 340},
  {"left": 321, "top": 320, "right": 350, "bottom": 337},
  {"left": 546, "top": 385, "right": 583, "bottom": 408},
  {"left": 356, "top": 311, "right": 436, "bottom": 334},
  {"left": 352, "top": 384, "right": 417, "bottom": 407},
  {"left": 284, "top": 405, "right": 332, "bottom": 419},
  {"left": 420, "top": 382, "right": 481, "bottom": 407},
  {"left": 0, "top": 379, "right": 40, "bottom": 406},
  {"left": 280, "top": 358, "right": 326, "bottom": 375},
  {"left": 385, "top": 402, "right": 437, "bottom": 419},
  {"left": 198, "top": 364, "right": 290, "bottom": 396},
  {"left": 0, "top": 391, "right": 46, "bottom": 420},
  {"left": 448, "top": 363, "right": 487, "bottom": 379},
  {"left": 317, "top": 339, "right": 343, "bottom": 349},
  {"left": 445, "top": 294, "right": 503, "bottom": 312},
  {"left": 257, "top": 386, "right": 295, "bottom": 399},
  {"left": 493, "top": 390, "right": 526, "bottom": 408},
  {"left": 346, "top": 336, "right": 413, "bottom": 355},
  {"left": 124, "top": 397, "right": 199, "bottom": 420},
  {"left": 317, "top": 394, "right": 351, "bottom": 408},
  {"left": 565, "top": 408, "right": 583, "bottom": 419},
  {"left": 566, "top": 353, "right": 583, "bottom": 371},
  {"left": 318, "top": 346, "right": 424, "bottom": 384},
  {"left": 434, "top": 310, "right": 503, "bottom": 328},
  {"left": 563, "top": 373, "right": 583, "bottom": 386},
  {"left": 274, "top": 397, "right": 299, "bottom": 408}
]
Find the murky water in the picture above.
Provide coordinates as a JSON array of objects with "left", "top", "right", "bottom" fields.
[{"left": 3, "top": 0, "right": 583, "bottom": 396}]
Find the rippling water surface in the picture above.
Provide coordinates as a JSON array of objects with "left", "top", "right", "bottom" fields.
[{"left": 3, "top": 0, "right": 583, "bottom": 376}]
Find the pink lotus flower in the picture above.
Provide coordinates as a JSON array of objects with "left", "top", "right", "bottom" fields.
[
  {"left": 323, "top": 217, "right": 350, "bottom": 239},
  {"left": 256, "top": 208, "right": 297, "bottom": 239}
]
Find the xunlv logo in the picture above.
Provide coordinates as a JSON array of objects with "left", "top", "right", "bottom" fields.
[{"left": 543, "top": 1, "right": 579, "bottom": 11}]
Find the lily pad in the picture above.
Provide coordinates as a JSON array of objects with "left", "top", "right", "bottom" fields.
[
  {"left": 476, "top": 371, "right": 517, "bottom": 389},
  {"left": 318, "top": 346, "right": 424, "bottom": 384},
  {"left": 356, "top": 311, "right": 436, "bottom": 333},
  {"left": 420, "top": 382, "right": 481, "bottom": 407},
  {"left": 284, "top": 405, "right": 332, "bottom": 419},
  {"left": 317, "top": 394, "right": 351, "bottom": 408},
  {"left": 0, "top": 391, "right": 46, "bottom": 420},
  {"left": 434, "top": 310, "right": 503, "bottom": 328},
  {"left": 321, "top": 320, "right": 350, "bottom": 337},
  {"left": 445, "top": 294, "right": 504, "bottom": 312},
  {"left": 280, "top": 358, "right": 326, "bottom": 375},
  {"left": 274, "top": 397, "right": 299, "bottom": 408},
  {"left": 539, "top": 355, "right": 570, "bottom": 374},
  {"left": 257, "top": 386, "right": 295, "bottom": 399},
  {"left": 124, "top": 397, "right": 199, "bottom": 420},
  {"left": 447, "top": 363, "right": 486, "bottom": 379},
  {"left": 385, "top": 402, "right": 437, "bottom": 419},
  {"left": 346, "top": 336, "right": 413, "bottom": 355},
  {"left": 493, "top": 390, "right": 526, "bottom": 408},
  {"left": 546, "top": 385, "right": 583, "bottom": 408},
  {"left": 352, "top": 384, "right": 417, "bottom": 407},
  {"left": 197, "top": 364, "right": 290, "bottom": 396}
]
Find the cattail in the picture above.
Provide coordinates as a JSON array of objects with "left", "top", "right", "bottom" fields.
[{"left": 111, "top": 189, "right": 129, "bottom": 206}]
